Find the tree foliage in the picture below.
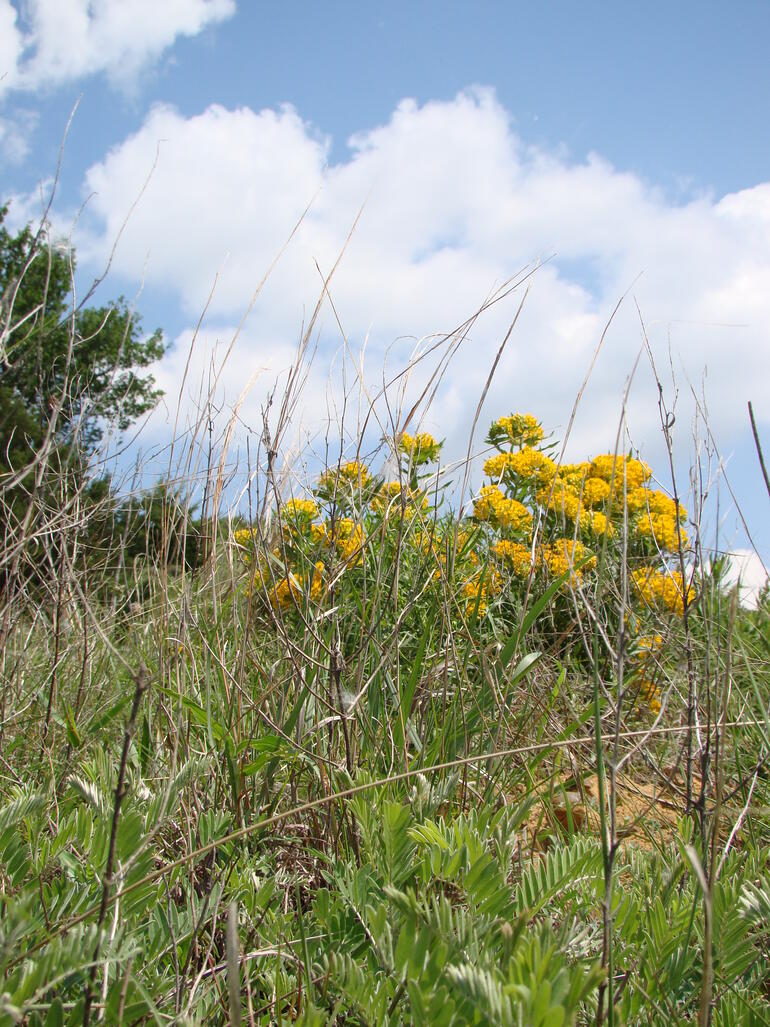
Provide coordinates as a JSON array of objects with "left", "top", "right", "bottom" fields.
[
  {"left": 0, "top": 204, "right": 164, "bottom": 457},
  {"left": 0, "top": 205, "right": 203, "bottom": 593}
]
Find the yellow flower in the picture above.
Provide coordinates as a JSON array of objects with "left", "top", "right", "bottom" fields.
[
  {"left": 585, "top": 510, "right": 613, "bottom": 537},
  {"left": 634, "top": 511, "right": 687, "bottom": 551},
  {"left": 626, "top": 487, "right": 686, "bottom": 522},
  {"left": 581, "top": 477, "right": 611, "bottom": 507},
  {"left": 637, "top": 676, "right": 662, "bottom": 714},
  {"left": 537, "top": 480, "right": 582, "bottom": 520},
  {"left": 543, "top": 539, "right": 596, "bottom": 579},
  {"left": 264, "top": 560, "right": 326, "bottom": 610},
  {"left": 494, "top": 497, "right": 533, "bottom": 531},
  {"left": 558, "top": 462, "right": 592, "bottom": 487},
  {"left": 505, "top": 447, "right": 558, "bottom": 482},
  {"left": 317, "top": 460, "right": 369, "bottom": 493},
  {"left": 233, "top": 527, "right": 258, "bottom": 564},
  {"left": 632, "top": 567, "right": 695, "bottom": 616},
  {"left": 284, "top": 497, "right": 319, "bottom": 520},
  {"left": 493, "top": 540, "right": 542, "bottom": 576},
  {"left": 589, "top": 454, "right": 652, "bottom": 489},
  {"left": 453, "top": 529, "right": 472, "bottom": 552},
  {"left": 473, "top": 485, "right": 505, "bottom": 522},
  {"left": 537, "top": 482, "right": 614, "bottom": 537},
  {"left": 272, "top": 574, "right": 300, "bottom": 609},
  {"left": 339, "top": 460, "right": 369, "bottom": 482},
  {"left": 489, "top": 413, "right": 544, "bottom": 448},
  {"left": 308, "top": 560, "right": 325, "bottom": 601},
  {"left": 311, "top": 518, "right": 365, "bottom": 565},
  {"left": 474, "top": 484, "right": 532, "bottom": 531},
  {"left": 372, "top": 481, "right": 428, "bottom": 517},
  {"left": 398, "top": 431, "right": 442, "bottom": 464},
  {"left": 625, "top": 459, "right": 653, "bottom": 489},
  {"left": 483, "top": 452, "right": 515, "bottom": 479},
  {"left": 461, "top": 567, "right": 503, "bottom": 616},
  {"left": 636, "top": 633, "right": 663, "bottom": 653}
]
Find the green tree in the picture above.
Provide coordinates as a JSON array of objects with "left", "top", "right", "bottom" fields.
[
  {"left": 0, "top": 205, "right": 165, "bottom": 463},
  {"left": 0, "top": 204, "right": 170, "bottom": 595}
]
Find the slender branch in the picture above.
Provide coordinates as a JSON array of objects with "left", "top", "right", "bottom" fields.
[{"left": 748, "top": 401, "right": 770, "bottom": 502}]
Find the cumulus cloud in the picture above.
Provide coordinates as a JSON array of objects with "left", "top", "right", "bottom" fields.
[
  {"left": 0, "top": 106, "right": 37, "bottom": 162},
  {"left": 0, "top": 2, "right": 23, "bottom": 92},
  {"left": 718, "top": 548, "right": 769, "bottom": 609},
  {"left": 0, "top": 0, "right": 235, "bottom": 97},
  {"left": 68, "top": 90, "right": 770, "bottom": 471}
]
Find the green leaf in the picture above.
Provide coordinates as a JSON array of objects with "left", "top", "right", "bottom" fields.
[
  {"left": 392, "top": 619, "right": 431, "bottom": 753},
  {"left": 43, "top": 998, "right": 63, "bottom": 1027},
  {"left": 83, "top": 694, "right": 132, "bottom": 739},
  {"left": 63, "top": 704, "right": 82, "bottom": 749}
]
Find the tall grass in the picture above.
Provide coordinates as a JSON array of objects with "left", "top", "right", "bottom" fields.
[{"left": 1, "top": 210, "right": 769, "bottom": 1026}]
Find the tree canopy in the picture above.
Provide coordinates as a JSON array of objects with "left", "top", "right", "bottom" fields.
[
  {"left": 0, "top": 205, "right": 192, "bottom": 592},
  {"left": 0, "top": 205, "right": 165, "bottom": 468}
]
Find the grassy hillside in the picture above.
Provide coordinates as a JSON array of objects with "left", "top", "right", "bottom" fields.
[{"left": 1, "top": 392, "right": 769, "bottom": 1025}]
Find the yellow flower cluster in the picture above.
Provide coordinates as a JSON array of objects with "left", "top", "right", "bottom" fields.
[
  {"left": 340, "top": 460, "right": 369, "bottom": 482},
  {"left": 284, "top": 497, "right": 319, "bottom": 520},
  {"left": 635, "top": 510, "right": 688, "bottom": 551},
  {"left": 317, "top": 460, "right": 369, "bottom": 493},
  {"left": 230, "top": 412, "right": 697, "bottom": 643},
  {"left": 585, "top": 510, "right": 613, "bottom": 536},
  {"left": 504, "top": 447, "right": 557, "bottom": 482},
  {"left": 483, "top": 452, "right": 513, "bottom": 479},
  {"left": 637, "top": 676, "right": 662, "bottom": 715},
  {"left": 626, "top": 487, "right": 686, "bottom": 521},
  {"left": 536, "top": 484, "right": 614, "bottom": 537},
  {"left": 542, "top": 539, "right": 596, "bottom": 579},
  {"left": 581, "top": 477, "right": 612, "bottom": 507},
  {"left": 630, "top": 634, "right": 663, "bottom": 714},
  {"left": 473, "top": 485, "right": 532, "bottom": 531},
  {"left": 373, "top": 481, "right": 429, "bottom": 517},
  {"left": 636, "top": 633, "right": 663, "bottom": 653},
  {"left": 558, "top": 462, "right": 591, "bottom": 487},
  {"left": 489, "top": 413, "right": 544, "bottom": 448},
  {"left": 537, "top": 481, "right": 582, "bottom": 520},
  {"left": 462, "top": 568, "right": 503, "bottom": 617},
  {"left": 589, "top": 454, "right": 652, "bottom": 489},
  {"left": 398, "top": 432, "right": 441, "bottom": 464},
  {"left": 483, "top": 448, "right": 559, "bottom": 483},
  {"left": 257, "top": 560, "right": 325, "bottom": 610},
  {"left": 281, "top": 498, "right": 319, "bottom": 542},
  {"left": 632, "top": 567, "right": 695, "bottom": 616},
  {"left": 493, "top": 540, "right": 541, "bottom": 576},
  {"left": 311, "top": 518, "right": 365, "bottom": 564},
  {"left": 495, "top": 497, "right": 533, "bottom": 530},
  {"left": 232, "top": 527, "right": 257, "bottom": 564}
]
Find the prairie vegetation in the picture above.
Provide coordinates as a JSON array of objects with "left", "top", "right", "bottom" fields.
[{"left": 1, "top": 208, "right": 769, "bottom": 1026}]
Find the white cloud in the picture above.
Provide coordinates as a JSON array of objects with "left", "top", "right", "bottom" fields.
[
  {"left": 0, "top": 2, "right": 23, "bottom": 92},
  {"left": 0, "top": 0, "right": 235, "bottom": 97},
  {"left": 0, "top": 106, "right": 37, "bottom": 162},
  {"left": 47, "top": 89, "right": 770, "bottom": 522},
  {"left": 718, "top": 549, "right": 768, "bottom": 609}
]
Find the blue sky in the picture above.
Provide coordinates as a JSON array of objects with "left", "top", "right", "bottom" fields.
[{"left": 1, "top": 0, "right": 769, "bottom": 596}]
